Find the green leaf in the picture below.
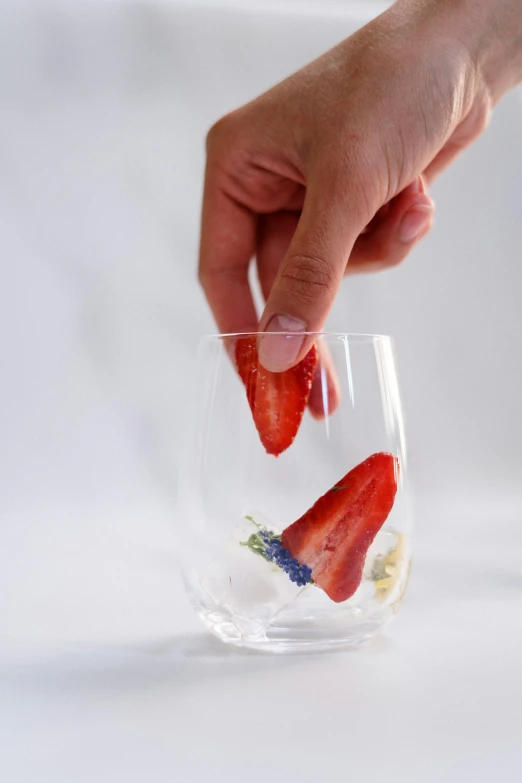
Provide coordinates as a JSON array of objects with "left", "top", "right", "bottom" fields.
[{"left": 240, "top": 531, "right": 270, "bottom": 561}]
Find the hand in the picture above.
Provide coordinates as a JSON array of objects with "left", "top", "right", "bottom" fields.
[{"left": 199, "top": 0, "right": 522, "bottom": 372}]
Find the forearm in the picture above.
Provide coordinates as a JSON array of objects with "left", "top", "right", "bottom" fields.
[
  {"left": 474, "top": 0, "right": 522, "bottom": 96},
  {"left": 397, "top": 0, "right": 522, "bottom": 99}
]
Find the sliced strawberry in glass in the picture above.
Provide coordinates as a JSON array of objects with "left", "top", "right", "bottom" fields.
[{"left": 281, "top": 452, "right": 399, "bottom": 602}]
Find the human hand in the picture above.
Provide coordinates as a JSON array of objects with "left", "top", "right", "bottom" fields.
[{"left": 199, "top": 0, "right": 522, "bottom": 373}]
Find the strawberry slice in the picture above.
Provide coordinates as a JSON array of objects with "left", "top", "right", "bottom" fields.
[
  {"left": 235, "top": 337, "right": 318, "bottom": 457},
  {"left": 281, "top": 452, "right": 398, "bottom": 602}
]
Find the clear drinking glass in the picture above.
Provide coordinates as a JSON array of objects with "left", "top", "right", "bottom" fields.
[{"left": 178, "top": 333, "right": 412, "bottom": 653}]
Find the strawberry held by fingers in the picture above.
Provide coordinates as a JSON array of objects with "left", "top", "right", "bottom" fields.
[{"left": 235, "top": 337, "right": 317, "bottom": 457}]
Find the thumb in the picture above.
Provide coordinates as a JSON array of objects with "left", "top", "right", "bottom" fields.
[{"left": 258, "top": 172, "right": 370, "bottom": 371}]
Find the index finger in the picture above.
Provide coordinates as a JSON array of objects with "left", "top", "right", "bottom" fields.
[{"left": 198, "top": 164, "right": 258, "bottom": 335}]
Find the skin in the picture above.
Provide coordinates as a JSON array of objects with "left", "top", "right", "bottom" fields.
[{"left": 199, "top": 0, "right": 522, "bottom": 375}]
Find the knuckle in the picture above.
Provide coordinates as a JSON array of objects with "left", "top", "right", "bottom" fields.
[
  {"left": 375, "top": 241, "right": 408, "bottom": 269},
  {"left": 198, "top": 264, "right": 243, "bottom": 290},
  {"left": 205, "top": 118, "right": 225, "bottom": 150},
  {"left": 382, "top": 252, "right": 407, "bottom": 270},
  {"left": 281, "top": 253, "right": 336, "bottom": 303},
  {"left": 372, "top": 236, "right": 398, "bottom": 266},
  {"left": 205, "top": 111, "right": 238, "bottom": 153}
]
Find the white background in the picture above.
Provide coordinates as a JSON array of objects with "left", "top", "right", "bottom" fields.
[{"left": 1, "top": 1, "right": 521, "bottom": 781}]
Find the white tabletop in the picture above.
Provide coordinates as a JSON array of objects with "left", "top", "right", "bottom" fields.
[
  {"left": 1, "top": 2, "right": 521, "bottom": 780},
  {"left": 2, "top": 498, "right": 521, "bottom": 782}
]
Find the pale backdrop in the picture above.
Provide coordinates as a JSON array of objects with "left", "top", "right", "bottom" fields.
[{"left": 1, "top": 1, "right": 521, "bottom": 781}]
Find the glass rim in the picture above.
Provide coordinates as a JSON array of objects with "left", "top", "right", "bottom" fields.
[{"left": 202, "top": 331, "right": 393, "bottom": 342}]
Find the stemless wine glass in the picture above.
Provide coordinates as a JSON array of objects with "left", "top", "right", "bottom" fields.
[{"left": 178, "top": 332, "right": 412, "bottom": 653}]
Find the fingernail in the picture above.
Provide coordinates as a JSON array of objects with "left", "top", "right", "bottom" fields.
[
  {"left": 399, "top": 203, "right": 433, "bottom": 244},
  {"left": 258, "top": 314, "right": 306, "bottom": 372}
]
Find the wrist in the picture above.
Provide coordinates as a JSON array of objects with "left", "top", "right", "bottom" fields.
[{"left": 404, "top": 0, "right": 522, "bottom": 100}]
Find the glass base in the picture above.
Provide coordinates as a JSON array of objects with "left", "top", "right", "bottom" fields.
[
  {"left": 185, "top": 526, "right": 410, "bottom": 654},
  {"left": 196, "top": 605, "right": 396, "bottom": 653}
]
